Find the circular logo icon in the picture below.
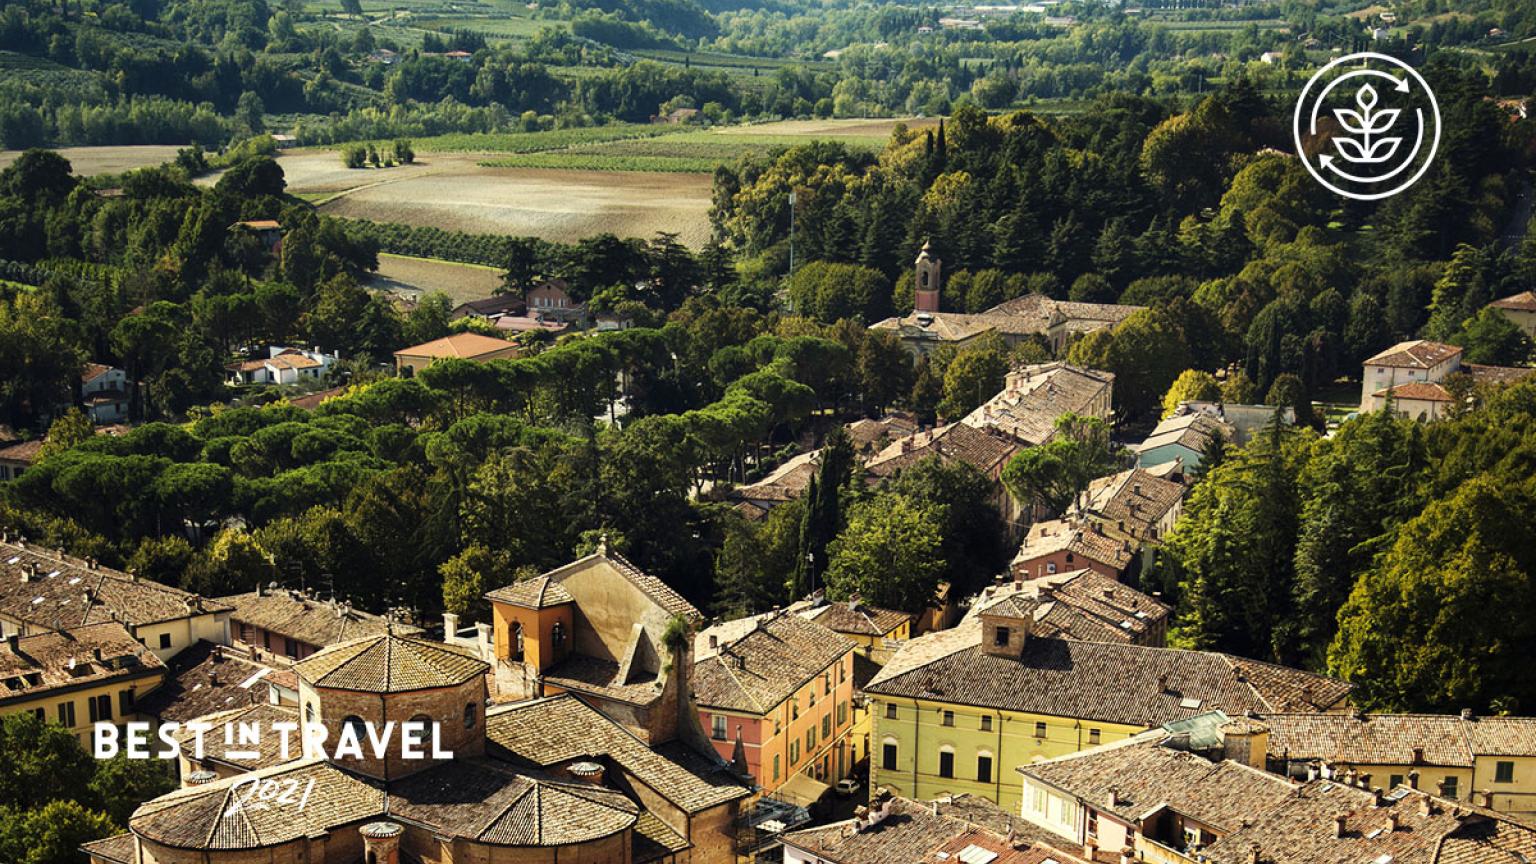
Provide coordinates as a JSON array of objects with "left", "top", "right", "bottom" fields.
[{"left": 1293, "top": 52, "right": 1440, "bottom": 201}]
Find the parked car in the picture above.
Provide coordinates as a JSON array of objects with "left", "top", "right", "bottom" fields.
[{"left": 835, "top": 778, "right": 861, "bottom": 797}]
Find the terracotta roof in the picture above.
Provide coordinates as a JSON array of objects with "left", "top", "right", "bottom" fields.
[
  {"left": 1135, "top": 411, "right": 1234, "bottom": 455},
  {"left": 1490, "top": 290, "right": 1536, "bottom": 312},
  {"left": 1078, "top": 468, "right": 1186, "bottom": 540},
  {"left": 633, "top": 809, "right": 690, "bottom": 860},
  {"left": 1465, "top": 363, "right": 1536, "bottom": 386},
  {"left": 1262, "top": 712, "right": 1536, "bottom": 767},
  {"left": 235, "top": 219, "right": 282, "bottom": 231},
  {"left": 540, "top": 653, "right": 663, "bottom": 704},
  {"left": 135, "top": 640, "right": 283, "bottom": 723},
  {"left": 868, "top": 312, "right": 999, "bottom": 343},
  {"left": 1376, "top": 381, "right": 1454, "bottom": 401},
  {"left": 866, "top": 623, "right": 1349, "bottom": 724},
  {"left": 985, "top": 292, "right": 1144, "bottom": 328},
  {"left": 692, "top": 611, "right": 853, "bottom": 715},
  {"left": 960, "top": 362, "right": 1115, "bottom": 446},
  {"left": 172, "top": 702, "right": 301, "bottom": 771},
  {"left": 483, "top": 575, "right": 574, "bottom": 609},
  {"left": 387, "top": 758, "right": 638, "bottom": 846},
  {"left": 394, "top": 331, "right": 518, "bottom": 360},
  {"left": 0, "top": 439, "right": 43, "bottom": 464},
  {"left": 729, "top": 449, "right": 820, "bottom": 505},
  {"left": 845, "top": 414, "right": 919, "bottom": 450},
  {"left": 801, "top": 599, "right": 912, "bottom": 638},
  {"left": 0, "top": 621, "right": 163, "bottom": 706},
  {"left": 264, "top": 353, "right": 322, "bottom": 370},
  {"left": 288, "top": 386, "right": 346, "bottom": 409},
  {"left": 485, "top": 694, "right": 751, "bottom": 813},
  {"left": 1013, "top": 519, "right": 1135, "bottom": 572},
  {"left": 967, "top": 570, "right": 1171, "bottom": 645},
  {"left": 1365, "top": 340, "right": 1462, "bottom": 369},
  {"left": 1023, "top": 735, "right": 1296, "bottom": 830},
  {"left": 81, "top": 362, "right": 114, "bottom": 384},
  {"left": 129, "top": 758, "right": 385, "bottom": 850},
  {"left": 784, "top": 794, "right": 1078, "bottom": 864},
  {"left": 0, "top": 542, "right": 230, "bottom": 630},
  {"left": 80, "top": 833, "right": 135, "bottom": 864},
  {"left": 221, "top": 589, "right": 420, "bottom": 649},
  {"left": 292, "top": 633, "right": 487, "bottom": 693},
  {"left": 865, "top": 422, "right": 1021, "bottom": 479}
]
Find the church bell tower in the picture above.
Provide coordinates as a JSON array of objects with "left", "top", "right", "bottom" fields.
[{"left": 914, "top": 241, "right": 941, "bottom": 313}]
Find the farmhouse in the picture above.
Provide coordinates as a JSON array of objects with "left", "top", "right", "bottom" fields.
[{"left": 393, "top": 331, "right": 520, "bottom": 376}]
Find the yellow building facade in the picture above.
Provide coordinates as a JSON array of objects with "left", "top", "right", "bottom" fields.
[{"left": 0, "top": 623, "right": 166, "bottom": 747}]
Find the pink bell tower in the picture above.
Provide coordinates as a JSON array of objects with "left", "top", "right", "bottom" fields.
[{"left": 914, "top": 241, "right": 941, "bottom": 313}]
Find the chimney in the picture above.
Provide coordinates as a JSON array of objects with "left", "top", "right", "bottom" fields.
[
  {"left": 1157, "top": 673, "right": 1169, "bottom": 692},
  {"left": 4, "top": 634, "right": 17, "bottom": 653},
  {"left": 1105, "top": 785, "right": 1120, "bottom": 808},
  {"left": 1460, "top": 707, "right": 1475, "bottom": 721},
  {"left": 359, "top": 822, "right": 404, "bottom": 864},
  {"left": 1411, "top": 746, "right": 1424, "bottom": 765},
  {"left": 1386, "top": 810, "right": 1400, "bottom": 832},
  {"left": 91, "top": 647, "right": 102, "bottom": 662},
  {"left": 1247, "top": 843, "right": 1262, "bottom": 864},
  {"left": 1333, "top": 814, "right": 1348, "bottom": 838},
  {"left": 1408, "top": 769, "right": 1420, "bottom": 790}
]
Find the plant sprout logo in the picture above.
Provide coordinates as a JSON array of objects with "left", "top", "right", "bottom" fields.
[{"left": 1293, "top": 52, "right": 1440, "bottom": 201}]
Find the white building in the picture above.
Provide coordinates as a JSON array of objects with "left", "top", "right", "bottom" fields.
[{"left": 226, "top": 347, "right": 337, "bottom": 386}]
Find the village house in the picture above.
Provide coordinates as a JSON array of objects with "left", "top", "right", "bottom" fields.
[
  {"left": 729, "top": 449, "right": 823, "bottom": 522},
  {"left": 225, "top": 346, "right": 337, "bottom": 386},
  {"left": 230, "top": 219, "right": 283, "bottom": 254},
  {"left": 393, "top": 331, "right": 520, "bottom": 376},
  {"left": 80, "top": 362, "right": 130, "bottom": 423},
  {"left": 1016, "top": 712, "right": 1536, "bottom": 864},
  {"left": 218, "top": 583, "right": 420, "bottom": 665},
  {"left": 482, "top": 540, "right": 704, "bottom": 745},
  {"left": 0, "top": 622, "right": 165, "bottom": 747},
  {"left": 869, "top": 245, "right": 1144, "bottom": 357},
  {"left": 960, "top": 362, "right": 1116, "bottom": 447},
  {"left": 782, "top": 790, "right": 1090, "bottom": 864},
  {"left": 1259, "top": 710, "right": 1536, "bottom": 818},
  {"left": 964, "top": 569, "right": 1171, "bottom": 647},
  {"left": 1011, "top": 519, "right": 1135, "bottom": 581},
  {"left": 863, "top": 597, "right": 1349, "bottom": 812},
  {"left": 134, "top": 639, "right": 296, "bottom": 730},
  {"left": 526, "top": 278, "right": 586, "bottom": 324},
  {"left": 796, "top": 596, "right": 913, "bottom": 663},
  {"left": 1489, "top": 290, "right": 1536, "bottom": 338},
  {"left": 450, "top": 294, "right": 526, "bottom": 322},
  {"left": 1134, "top": 410, "right": 1236, "bottom": 472},
  {"left": 1072, "top": 467, "right": 1187, "bottom": 570},
  {"left": 87, "top": 628, "right": 754, "bottom": 864},
  {"left": 1359, "top": 339, "right": 1534, "bottom": 420},
  {"left": 0, "top": 438, "right": 42, "bottom": 481},
  {"left": 0, "top": 538, "right": 230, "bottom": 661},
  {"left": 865, "top": 422, "right": 1026, "bottom": 529},
  {"left": 693, "top": 610, "right": 856, "bottom": 803}
]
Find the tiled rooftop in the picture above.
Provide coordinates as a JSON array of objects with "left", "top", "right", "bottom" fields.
[
  {"left": 1364, "top": 339, "right": 1462, "bottom": 369},
  {"left": 221, "top": 588, "right": 419, "bottom": 649},
  {"left": 1261, "top": 712, "right": 1536, "bottom": 767},
  {"left": 692, "top": 610, "right": 853, "bottom": 715},
  {"left": 867, "top": 622, "right": 1349, "bottom": 724},
  {"left": 1079, "top": 468, "right": 1186, "bottom": 539},
  {"left": 1013, "top": 519, "right": 1135, "bottom": 572},
  {"left": 960, "top": 362, "right": 1115, "bottom": 446},
  {"left": 292, "top": 633, "right": 487, "bottom": 693},
  {"left": 485, "top": 693, "right": 751, "bottom": 814},
  {"left": 865, "top": 422, "right": 1021, "bottom": 479},
  {"left": 801, "top": 598, "right": 912, "bottom": 638},
  {"left": 0, "top": 621, "right": 163, "bottom": 705},
  {"left": 968, "top": 570, "right": 1171, "bottom": 645},
  {"left": 0, "top": 540, "right": 230, "bottom": 629},
  {"left": 483, "top": 575, "right": 574, "bottom": 609},
  {"left": 135, "top": 640, "right": 283, "bottom": 723}
]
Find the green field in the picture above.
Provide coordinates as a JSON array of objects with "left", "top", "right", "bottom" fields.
[
  {"left": 479, "top": 125, "right": 895, "bottom": 172},
  {"left": 371, "top": 124, "right": 691, "bottom": 154}
]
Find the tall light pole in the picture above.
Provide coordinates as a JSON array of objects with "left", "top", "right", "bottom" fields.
[{"left": 788, "top": 188, "right": 797, "bottom": 278}]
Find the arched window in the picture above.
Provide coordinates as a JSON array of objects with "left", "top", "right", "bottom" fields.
[
  {"left": 305, "top": 703, "right": 315, "bottom": 724},
  {"left": 464, "top": 702, "right": 477, "bottom": 729},
  {"left": 551, "top": 621, "right": 566, "bottom": 652},
  {"left": 512, "top": 621, "right": 524, "bottom": 658},
  {"left": 937, "top": 745, "right": 955, "bottom": 779},
  {"left": 409, "top": 713, "right": 436, "bottom": 743},
  {"left": 342, "top": 715, "right": 366, "bottom": 740}
]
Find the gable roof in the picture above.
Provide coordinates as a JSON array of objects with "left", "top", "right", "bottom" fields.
[
  {"left": 486, "top": 693, "right": 751, "bottom": 813},
  {"left": 1489, "top": 290, "right": 1536, "bottom": 313},
  {"left": 784, "top": 794, "right": 1079, "bottom": 864},
  {"left": 865, "top": 422, "right": 1021, "bottom": 479},
  {"left": 1079, "top": 468, "right": 1186, "bottom": 539},
  {"left": 220, "top": 588, "right": 419, "bottom": 649},
  {"left": 292, "top": 633, "right": 487, "bottom": 693},
  {"left": 1364, "top": 340, "right": 1462, "bottom": 369},
  {"left": 484, "top": 575, "right": 574, "bottom": 609},
  {"left": 528, "top": 550, "right": 701, "bottom": 623},
  {"left": 81, "top": 362, "right": 116, "bottom": 384},
  {"left": 1261, "top": 712, "right": 1536, "bottom": 767},
  {"left": 0, "top": 621, "right": 163, "bottom": 706},
  {"left": 394, "top": 331, "right": 517, "bottom": 360},
  {"left": 170, "top": 702, "right": 300, "bottom": 771},
  {"left": 692, "top": 611, "right": 853, "bottom": 715},
  {"left": 866, "top": 622, "right": 1349, "bottom": 725},
  {"left": 960, "top": 362, "right": 1115, "bottom": 446},
  {"left": 1135, "top": 411, "right": 1234, "bottom": 455},
  {"left": 801, "top": 599, "right": 912, "bottom": 638},
  {"left": 1013, "top": 519, "right": 1135, "bottom": 572},
  {"left": 0, "top": 541, "right": 231, "bottom": 630},
  {"left": 135, "top": 640, "right": 282, "bottom": 723},
  {"left": 968, "top": 570, "right": 1171, "bottom": 645},
  {"left": 1021, "top": 736, "right": 1295, "bottom": 830}
]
